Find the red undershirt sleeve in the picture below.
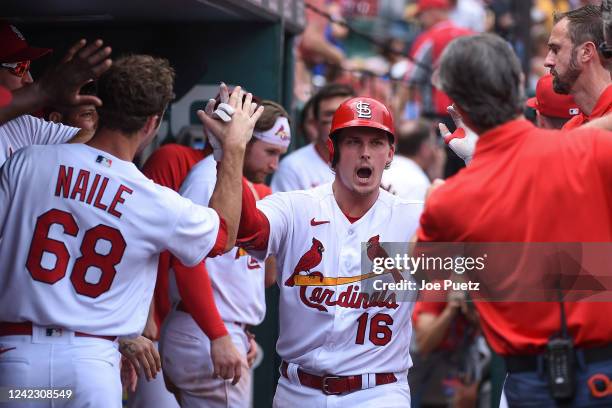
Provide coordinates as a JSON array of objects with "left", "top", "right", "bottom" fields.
[
  {"left": 172, "top": 256, "right": 228, "bottom": 340},
  {"left": 236, "top": 177, "right": 270, "bottom": 251},
  {"left": 207, "top": 215, "right": 228, "bottom": 258}
]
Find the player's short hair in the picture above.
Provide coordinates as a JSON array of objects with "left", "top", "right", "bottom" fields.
[
  {"left": 554, "top": 5, "right": 603, "bottom": 50},
  {"left": 97, "top": 55, "right": 175, "bottom": 134},
  {"left": 438, "top": 34, "right": 523, "bottom": 132},
  {"left": 255, "top": 100, "right": 290, "bottom": 132},
  {"left": 396, "top": 119, "right": 434, "bottom": 157},
  {"left": 312, "top": 83, "right": 355, "bottom": 120}
]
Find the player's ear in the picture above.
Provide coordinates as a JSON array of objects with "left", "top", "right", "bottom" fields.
[
  {"left": 48, "top": 112, "right": 63, "bottom": 124},
  {"left": 386, "top": 138, "right": 395, "bottom": 169},
  {"left": 142, "top": 113, "right": 161, "bottom": 135}
]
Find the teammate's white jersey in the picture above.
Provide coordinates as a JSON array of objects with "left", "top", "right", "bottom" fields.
[
  {"left": 255, "top": 183, "right": 422, "bottom": 375},
  {"left": 270, "top": 143, "right": 333, "bottom": 192},
  {"left": 0, "top": 115, "right": 78, "bottom": 166},
  {"left": 0, "top": 144, "right": 222, "bottom": 337},
  {"left": 173, "top": 155, "right": 266, "bottom": 325},
  {"left": 381, "top": 155, "right": 431, "bottom": 201}
]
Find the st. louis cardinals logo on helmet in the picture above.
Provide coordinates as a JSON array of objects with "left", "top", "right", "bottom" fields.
[{"left": 355, "top": 101, "right": 372, "bottom": 119}]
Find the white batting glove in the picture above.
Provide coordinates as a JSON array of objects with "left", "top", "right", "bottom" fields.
[
  {"left": 439, "top": 105, "right": 479, "bottom": 165},
  {"left": 203, "top": 83, "right": 235, "bottom": 161}
]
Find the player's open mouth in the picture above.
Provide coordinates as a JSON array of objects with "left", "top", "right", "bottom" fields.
[{"left": 356, "top": 166, "right": 372, "bottom": 183}]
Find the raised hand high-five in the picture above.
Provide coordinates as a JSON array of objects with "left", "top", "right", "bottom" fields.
[
  {"left": 438, "top": 105, "right": 479, "bottom": 165},
  {"left": 197, "top": 85, "right": 263, "bottom": 155}
]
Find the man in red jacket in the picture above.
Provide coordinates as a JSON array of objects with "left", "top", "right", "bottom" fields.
[{"left": 419, "top": 33, "right": 612, "bottom": 406}]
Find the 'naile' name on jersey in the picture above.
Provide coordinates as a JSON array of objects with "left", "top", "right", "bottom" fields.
[{"left": 54, "top": 165, "right": 133, "bottom": 218}]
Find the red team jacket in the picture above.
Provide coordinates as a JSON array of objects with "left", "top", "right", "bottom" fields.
[{"left": 418, "top": 119, "right": 612, "bottom": 355}]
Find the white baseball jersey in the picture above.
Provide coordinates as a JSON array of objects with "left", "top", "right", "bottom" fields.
[
  {"left": 381, "top": 156, "right": 431, "bottom": 201},
  {"left": 0, "top": 143, "right": 222, "bottom": 337},
  {"left": 270, "top": 143, "right": 334, "bottom": 192},
  {"left": 172, "top": 155, "right": 266, "bottom": 326},
  {"left": 0, "top": 115, "right": 78, "bottom": 166},
  {"left": 255, "top": 183, "right": 422, "bottom": 375}
]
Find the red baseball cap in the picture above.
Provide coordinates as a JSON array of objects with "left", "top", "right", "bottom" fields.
[
  {"left": 0, "top": 86, "right": 12, "bottom": 108},
  {"left": 0, "top": 23, "right": 52, "bottom": 63},
  {"left": 526, "top": 74, "right": 580, "bottom": 119}
]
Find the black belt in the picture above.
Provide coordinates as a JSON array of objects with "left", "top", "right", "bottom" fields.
[{"left": 505, "top": 344, "right": 612, "bottom": 373}]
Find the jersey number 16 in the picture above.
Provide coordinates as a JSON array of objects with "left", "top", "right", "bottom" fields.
[{"left": 355, "top": 312, "right": 394, "bottom": 346}]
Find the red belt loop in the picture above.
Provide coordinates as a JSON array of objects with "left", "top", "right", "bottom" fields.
[
  {"left": 280, "top": 361, "right": 397, "bottom": 395},
  {"left": 0, "top": 322, "right": 116, "bottom": 342}
]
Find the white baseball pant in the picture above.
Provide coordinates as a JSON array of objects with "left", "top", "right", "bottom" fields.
[{"left": 0, "top": 325, "right": 121, "bottom": 408}]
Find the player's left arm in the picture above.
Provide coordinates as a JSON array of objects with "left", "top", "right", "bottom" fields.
[
  {"left": 201, "top": 88, "right": 264, "bottom": 252},
  {"left": 236, "top": 177, "right": 272, "bottom": 252}
]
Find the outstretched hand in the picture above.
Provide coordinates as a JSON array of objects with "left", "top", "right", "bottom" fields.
[
  {"left": 38, "top": 39, "right": 111, "bottom": 108},
  {"left": 438, "top": 105, "right": 479, "bottom": 165},
  {"left": 203, "top": 82, "right": 232, "bottom": 161},
  {"left": 197, "top": 85, "right": 264, "bottom": 152}
]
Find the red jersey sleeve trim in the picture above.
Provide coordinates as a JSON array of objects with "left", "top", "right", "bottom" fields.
[
  {"left": 207, "top": 215, "right": 228, "bottom": 258},
  {"left": 236, "top": 177, "right": 270, "bottom": 251}
]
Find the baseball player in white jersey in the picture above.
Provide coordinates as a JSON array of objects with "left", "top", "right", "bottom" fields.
[
  {"left": 238, "top": 97, "right": 422, "bottom": 407},
  {"left": 0, "top": 55, "right": 262, "bottom": 407},
  {"left": 161, "top": 100, "right": 290, "bottom": 408}
]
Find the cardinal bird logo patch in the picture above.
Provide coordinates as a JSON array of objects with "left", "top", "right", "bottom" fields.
[
  {"left": 275, "top": 124, "right": 290, "bottom": 141},
  {"left": 288, "top": 234, "right": 400, "bottom": 313},
  {"left": 286, "top": 237, "right": 325, "bottom": 287}
]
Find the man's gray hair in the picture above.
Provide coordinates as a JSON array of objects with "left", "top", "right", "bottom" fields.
[{"left": 438, "top": 33, "right": 523, "bottom": 131}]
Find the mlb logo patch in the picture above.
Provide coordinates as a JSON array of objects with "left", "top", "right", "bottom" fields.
[
  {"left": 569, "top": 108, "right": 579, "bottom": 116},
  {"left": 96, "top": 155, "right": 113, "bottom": 167}
]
